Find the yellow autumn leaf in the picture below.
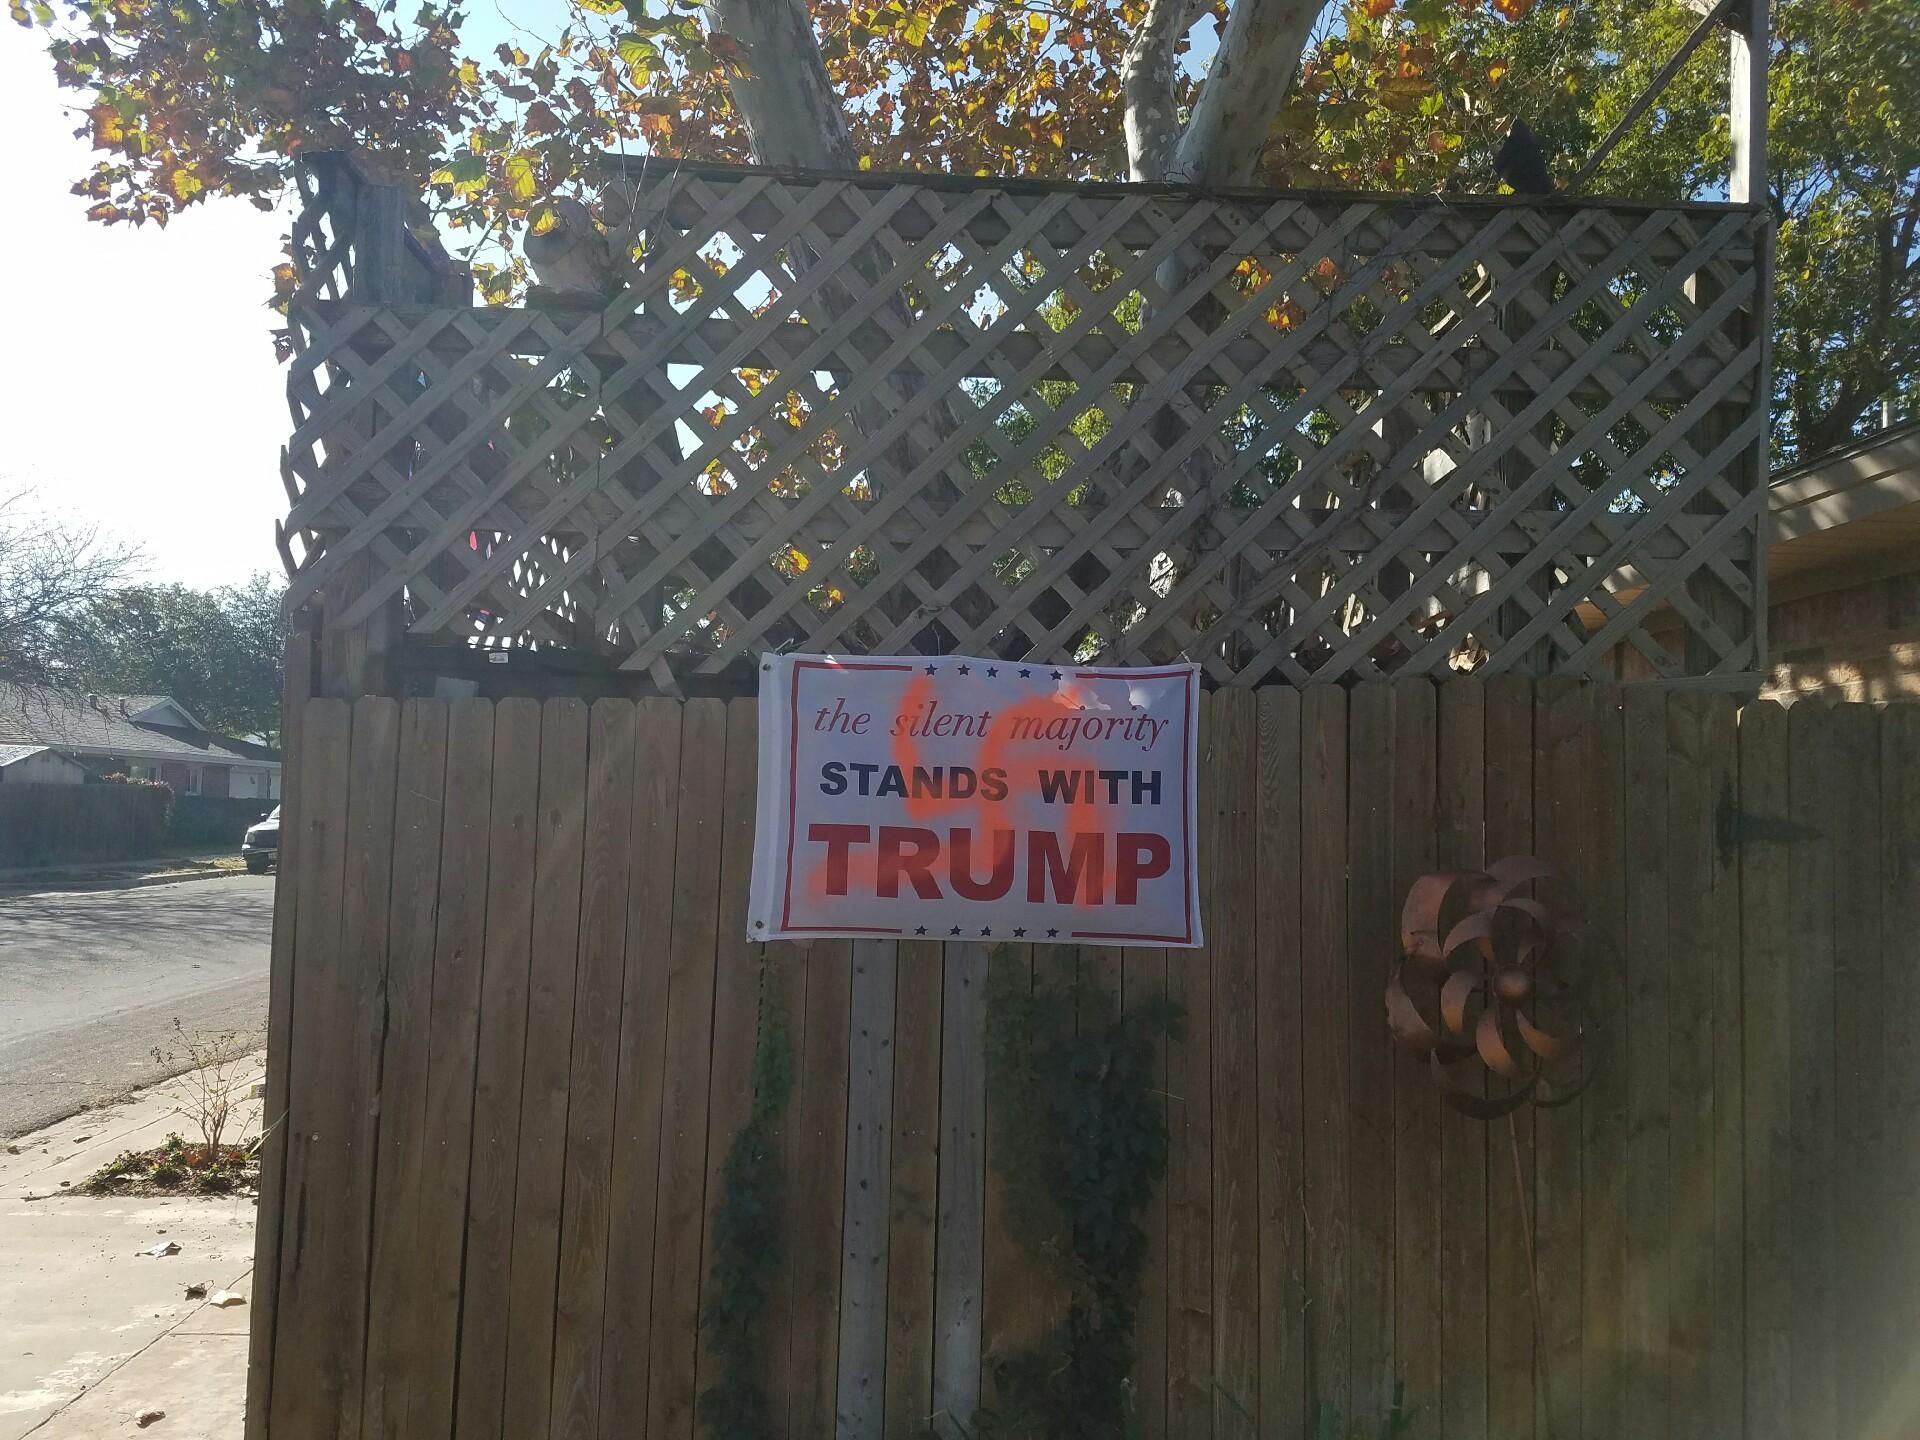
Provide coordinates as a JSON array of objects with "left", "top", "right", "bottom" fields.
[
  {"left": 504, "top": 152, "right": 537, "bottom": 201},
  {"left": 783, "top": 545, "right": 811, "bottom": 573},
  {"left": 1487, "top": 59, "right": 1509, "bottom": 83},
  {"left": 1028, "top": 12, "right": 1047, "bottom": 33}
]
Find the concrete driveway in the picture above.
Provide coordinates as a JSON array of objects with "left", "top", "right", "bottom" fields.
[{"left": 0, "top": 876, "right": 275, "bottom": 1137}]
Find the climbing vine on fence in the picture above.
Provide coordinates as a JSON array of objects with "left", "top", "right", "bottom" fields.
[
  {"left": 978, "top": 946, "right": 1183, "bottom": 1440},
  {"left": 697, "top": 952, "right": 793, "bottom": 1440}
]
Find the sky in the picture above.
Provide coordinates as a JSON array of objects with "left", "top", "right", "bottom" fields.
[{"left": 1, "top": 33, "right": 290, "bottom": 590}]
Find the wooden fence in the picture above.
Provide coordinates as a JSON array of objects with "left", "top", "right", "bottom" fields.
[
  {"left": 0, "top": 780, "right": 173, "bottom": 866},
  {"left": 280, "top": 160, "right": 1770, "bottom": 692},
  {"left": 246, "top": 679, "right": 1919, "bottom": 1440}
]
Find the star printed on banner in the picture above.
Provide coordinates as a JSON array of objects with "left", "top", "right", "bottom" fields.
[
  {"left": 950, "top": 925, "right": 962, "bottom": 936},
  {"left": 1019, "top": 667, "right": 1031, "bottom": 678},
  {"left": 925, "top": 663, "right": 938, "bottom": 674},
  {"left": 957, "top": 664, "right": 971, "bottom": 675},
  {"left": 1046, "top": 927, "right": 1059, "bottom": 937},
  {"left": 1051, "top": 669, "right": 1063, "bottom": 680},
  {"left": 1013, "top": 927, "right": 1026, "bottom": 937},
  {"left": 980, "top": 926, "right": 993, "bottom": 937},
  {"left": 986, "top": 666, "right": 999, "bottom": 677},
  {"left": 914, "top": 926, "right": 928, "bottom": 935}
]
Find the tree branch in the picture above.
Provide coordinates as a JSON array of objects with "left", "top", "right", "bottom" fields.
[
  {"left": 1121, "top": 0, "right": 1196, "bottom": 180},
  {"left": 709, "top": 0, "right": 857, "bottom": 170},
  {"left": 1171, "top": 0, "right": 1321, "bottom": 186}
]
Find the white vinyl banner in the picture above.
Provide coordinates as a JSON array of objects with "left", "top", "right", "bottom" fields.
[{"left": 748, "top": 653, "right": 1202, "bottom": 948}]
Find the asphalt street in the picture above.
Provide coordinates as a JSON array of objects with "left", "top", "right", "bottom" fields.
[{"left": 0, "top": 876, "right": 275, "bottom": 1137}]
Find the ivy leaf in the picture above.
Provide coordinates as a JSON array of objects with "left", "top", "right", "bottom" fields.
[{"left": 902, "top": 10, "right": 930, "bottom": 46}]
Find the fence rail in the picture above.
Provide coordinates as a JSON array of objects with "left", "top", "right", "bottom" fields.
[
  {"left": 247, "top": 681, "right": 1920, "bottom": 1440},
  {"left": 281, "top": 162, "right": 1770, "bottom": 692}
]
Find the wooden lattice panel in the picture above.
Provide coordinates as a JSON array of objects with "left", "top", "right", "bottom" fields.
[{"left": 282, "top": 162, "right": 1770, "bottom": 688}]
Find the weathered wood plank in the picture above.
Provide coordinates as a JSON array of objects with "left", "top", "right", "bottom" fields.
[
  {"left": 267, "top": 697, "right": 355, "bottom": 1440},
  {"left": 454, "top": 697, "right": 541, "bottom": 1440},
  {"left": 411, "top": 697, "right": 495, "bottom": 1440},
  {"left": 1482, "top": 675, "right": 1535, "bottom": 1440},
  {"left": 1581, "top": 684, "right": 1628, "bottom": 1440},
  {"left": 361, "top": 699, "right": 449, "bottom": 1440},
  {"left": 1390, "top": 680, "right": 1441, "bottom": 1440},
  {"left": 1623, "top": 687, "right": 1672, "bottom": 1440},
  {"left": 1300, "top": 684, "right": 1351, "bottom": 1425},
  {"left": 836, "top": 939, "right": 899, "bottom": 1438},
  {"left": 1786, "top": 700, "right": 1837, "bottom": 1440},
  {"left": 501, "top": 698, "right": 590, "bottom": 1440},
  {"left": 1127, "top": 943, "right": 1172, "bottom": 1440},
  {"left": 932, "top": 941, "right": 987, "bottom": 1436},
  {"left": 548, "top": 699, "right": 636, "bottom": 1440},
  {"left": 1211, "top": 687, "right": 1260, "bottom": 1436},
  {"left": 1346, "top": 681, "right": 1396, "bottom": 1422},
  {"left": 1700, "top": 693, "right": 1744, "bottom": 1437},
  {"left": 1434, "top": 678, "right": 1488, "bottom": 1440},
  {"left": 982, "top": 943, "right": 1046, "bottom": 1413},
  {"left": 1829, "top": 703, "right": 1883, "bottom": 1440},
  {"left": 788, "top": 940, "right": 852, "bottom": 1439},
  {"left": 246, "top": 624, "right": 314, "bottom": 1440},
  {"left": 1530, "top": 677, "right": 1585, "bottom": 1440},
  {"left": 597, "top": 698, "right": 683, "bottom": 1437},
  {"left": 1737, "top": 701, "right": 1791, "bottom": 1440},
  {"left": 884, "top": 940, "right": 945, "bottom": 1438},
  {"left": 1875, "top": 704, "right": 1920, "bottom": 1440},
  {"left": 1167, "top": 696, "right": 1216, "bottom": 1438},
  {"left": 1254, "top": 686, "right": 1305, "bottom": 1437},
  {"left": 644, "top": 698, "right": 730, "bottom": 1440},
  {"left": 693, "top": 697, "right": 764, "bottom": 1410}
]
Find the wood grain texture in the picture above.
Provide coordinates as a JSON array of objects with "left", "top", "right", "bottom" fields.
[
  {"left": 1300, "top": 684, "right": 1350, "bottom": 1424},
  {"left": 1737, "top": 701, "right": 1791, "bottom": 1440},
  {"left": 1700, "top": 693, "right": 1743, "bottom": 1437},
  {"left": 268, "top": 698, "right": 354, "bottom": 1440},
  {"left": 645, "top": 698, "right": 729, "bottom": 1440},
  {"left": 1828, "top": 704, "right": 1882, "bottom": 1440},
  {"left": 1624, "top": 687, "right": 1672, "bottom": 1440},
  {"left": 362, "top": 700, "right": 449, "bottom": 1440},
  {"left": 548, "top": 699, "right": 636, "bottom": 1440},
  {"left": 1346, "top": 682, "right": 1396, "bottom": 1422},
  {"left": 933, "top": 942, "right": 987, "bottom": 1435},
  {"left": 1786, "top": 700, "right": 1838, "bottom": 1440},
  {"left": 1210, "top": 687, "right": 1260, "bottom": 1437},
  {"left": 245, "top": 625, "right": 314, "bottom": 1440},
  {"left": 884, "top": 941, "right": 944, "bottom": 1438},
  {"left": 1254, "top": 686, "right": 1305, "bottom": 1437},
  {"left": 1580, "top": 683, "right": 1627, "bottom": 1440},
  {"left": 1874, "top": 704, "right": 1920, "bottom": 1440},
  {"left": 789, "top": 940, "right": 852, "bottom": 1439},
  {"left": 1390, "top": 680, "right": 1441, "bottom": 1440},
  {"left": 1166, "top": 696, "right": 1215, "bottom": 1439},
  {"left": 501, "top": 698, "right": 590, "bottom": 1440},
  {"left": 693, "top": 697, "right": 764, "bottom": 1410},
  {"left": 836, "top": 939, "right": 899, "bottom": 1438},
  {"left": 1483, "top": 674, "right": 1535, "bottom": 1440},
  {"left": 1126, "top": 943, "right": 1171, "bottom": 1440},
  {"left": 597, "top": 698, "right": 683, "bottom": 1438},
  {"left": 454, "top": 698, "right": 541, "bottom": 1440},
  {"left": 412, "top": 698, "right": 495, "bottom": 1440},
  {"left": 1434, "top": 678, "right": 1487, "bottom": 1440},
  {"left": 1531, "top": 677, "right": 1584, "bottom": 1440}
]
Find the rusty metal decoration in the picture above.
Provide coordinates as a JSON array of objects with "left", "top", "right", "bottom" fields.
[{"left": 1387, "top": 855, "right": 1600, "bottom": 1119}]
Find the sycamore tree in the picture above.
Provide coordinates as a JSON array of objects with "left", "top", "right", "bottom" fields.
[{"left": 12, "top": 0, "right": 1917, "bottom": 457}]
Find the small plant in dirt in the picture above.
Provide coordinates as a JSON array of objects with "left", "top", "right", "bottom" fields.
[
  {"left": 82, "top": 1131, "right": 261, "bottom": 1196},
  {"left": 78, "top": 1021, "right": 267, "bottom": 1198}
]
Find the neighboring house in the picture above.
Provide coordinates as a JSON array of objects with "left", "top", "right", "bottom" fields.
[
  {"left": 1766, "top": 420, "right": 1920, "bottom": 704},
  {"left": 0, "top": 685, "right": 281, "bottom": 799},
  {"left": 0, "top": 745, "right": 89, "bottom": 784}
]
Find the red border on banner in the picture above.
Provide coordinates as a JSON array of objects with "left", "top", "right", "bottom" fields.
[{"left": 779, "top": 659, "right": 1196, "bottom": 944}]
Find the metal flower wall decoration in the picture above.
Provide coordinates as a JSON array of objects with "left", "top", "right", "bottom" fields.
[{"left": 1387, "top": 854, "right": 1598, "bottom": 1119}]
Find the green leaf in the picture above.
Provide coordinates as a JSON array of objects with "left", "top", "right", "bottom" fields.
[
  {"left": 902, "top": 10, "right": 930, "bottom": 46},
  {"left": 616, "top": 33, "right": 659, "bottom": 70}
]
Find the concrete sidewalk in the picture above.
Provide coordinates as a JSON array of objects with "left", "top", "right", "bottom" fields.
[
  {"left": 0, "top": 854, "right": 247, "bottom": 902},
  {"left": 0, "top": 1055, "right": 264, "bottom": 1439}
]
